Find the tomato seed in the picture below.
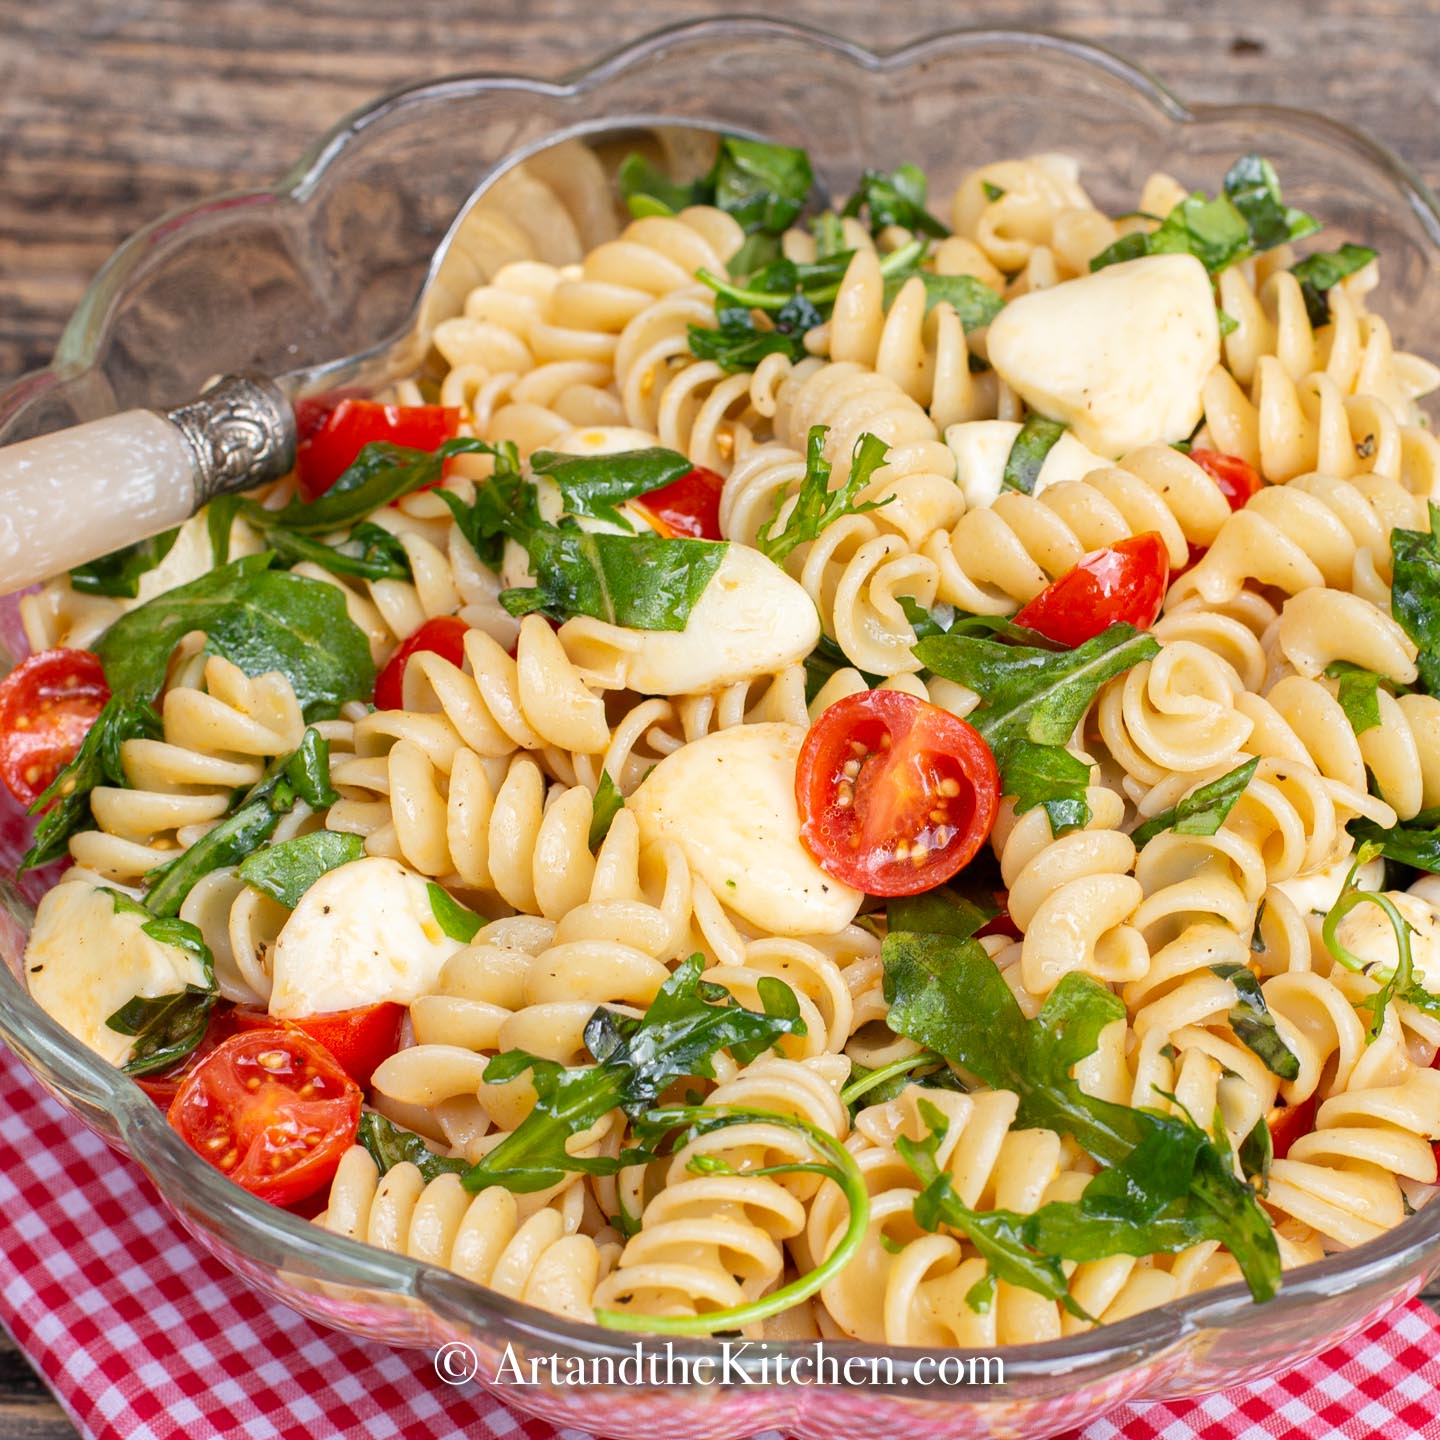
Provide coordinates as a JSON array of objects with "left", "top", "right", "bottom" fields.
[
  {"left": 938, "top": 778, "right": 960, "bottom": 798},
  {"left": 894, "top": 839, "right": 910, "bottom": 860},
  {"left": 257, "top": 1050, "right": 287, "bottom": 1071}
]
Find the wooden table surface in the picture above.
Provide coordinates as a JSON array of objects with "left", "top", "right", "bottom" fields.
[{"left": 3, "top": 0, "right": 1440, "bottom": 1434}]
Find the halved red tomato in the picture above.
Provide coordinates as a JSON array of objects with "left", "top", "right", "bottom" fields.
[
  {"left": 167, "top": 1030, "right": 361, "bottom": 1205},
  {"left": 291, "top": 1003, "right": 404, "bottom": 1089},
  {"left": 137, "top": 1003, "right": 275, "bottom": 1108},
  {"left": 631, "top": 465, "right": 725, "bottom": 540},
  {"left": 0, "top": 649, "right": 110, "bottom": 807},
  {"left": 1013, "top": 532, "right": 1169, "bottom": 649},
  {"left": 296, "top": 399, "right": 459, "bottom": 502},
  {"left": 1266, "top": 1093, "right": 1318, "bottom": 1162},
  {"left": 796, "top": 690, "right": 1000, "bottom": 897},
  {"left": 1190, "top": 448, "right": 1265, "bottom": 511},
  {"left": 372, "top": 616, "right": 469, "bottom": 712}
]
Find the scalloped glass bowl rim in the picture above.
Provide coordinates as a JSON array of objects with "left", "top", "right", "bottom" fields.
[{"left": 0, "top": 14, "right": 1438, "bottom": 1393}]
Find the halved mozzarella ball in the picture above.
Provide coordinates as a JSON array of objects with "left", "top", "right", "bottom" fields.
[
  {"left": 628, "top": 722, "right": 863, "bottom": 936},
  {"left": 25, "top": 881, "right": 212, "bottom": 1066},
  {"left": 1273, "top": 853, "right": 1384, "bottom": 919},
  {"left": 268, "top": 856, "right": 464, "bottom": 1018},
  {"left": 985, "top": 253, "right": 1220, "bottom": 457},
  {"left": 944, "top": 420, "right": 1111, "bottom": 510},
  {"left": 559, "top": 544, "right": 820, "bottom": 696},
  {"left": 1334, "top": 887, "right": 1440, "bottom": 993}
]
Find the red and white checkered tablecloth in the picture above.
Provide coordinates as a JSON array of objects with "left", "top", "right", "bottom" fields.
[{"left": 0, "top": 1040, "right": 1437, "bottom": 1440}]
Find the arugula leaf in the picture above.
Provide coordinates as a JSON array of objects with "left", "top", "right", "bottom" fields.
[
  {"left": 839, "top": 1051, "right": 964, "bottom": 1113},
  {"left": 588, "top": 772, "right": 625, "bottom": 852},
  {"left": 237, "top": 831, "right": 364, "bottom": 909},
  {"left": 262, "top": 521, "right": 412, "bottom": 582},
  {"left": 21, "top": 696, "right": 163, "bottom": 871},
  {"left": 1349, "top": 807, "right": 1440, "bottom": 872},
  {"left": 1292, "top": 243, "right": 1378, "bottom": 328},
  {"left": 528, "top": 447, "right": 692, "bottom": 529},
  {"left": 357, "top": 1112, "right": 469, "bottom": 1183},
  {"left": 106, "top": 916, "right": 217, "bottom": 1076},
  {"left": 1326, "top": 661, "right": 1385, "bottom": 736},
  {"left": 1130, "top": 758, "right": 1260, "bottom": 849},
  {"left": 94, "top": 553, "right": 374, "bottom": 719},
  {"left": 1089, "top": 231, "right": 1151, "bottom": 271},
  {"left": 698, "top": 240, "right": 926, "bottom": 315},
  {"left": 618, "top": 153, "right": 706, "bottom": 218},
  {"left": 427, "top": 883, "right": 482, "bottom": 944},
  {"left": 911, "top": 273, "right": 1005, "bottom": 328},
  {"left": 882, "top": 932, "right": 1281, "bottom": 1300},
  {"left": 999, "top": 739, "right": 1093, "bottom": 833},
  {"left": 249, "top": 726, "right": 338, "bottom": 811},
  {"left": 464, "top": 955, "right": 804, "bottom": 1193},
  {"left": 1388, "top": 503, "right": 1440, "bottom": 694},
  {"left": 1222, "top": 154, "right": 1320, "bottom": 252},
  {"left": 502, "top": 530, "right": 727, "bottom": 632},
  {"left": 71, "top": 527, "right": 180, "bottom": 598},
  {"left": 887, "top": 882, "right": 999, "bottom": 941},
  {"left": 810, "top": 211, "right": 846, "bottom": 259},
  {"left": 687, "top": 299, "right": 819, "bottom": 372},
  {"left": 917, "top": 623, "right": 1161, "bottom": 751},
  {"left": 841, "top": 164, "right": 949, "bottom": 239},
  {"left": 431, "top": 442, "right": 537, "bottom": 568},
  {"left": 1210, "top": 962, "right": 1301, "bottom": 1079},
  {"left": 756, "top": 426, "right": 892, "bottom": 564},
  {"left": 1001, "top": 416, "right": 1067, "bottom": 495},
  {"left": 1239, "top": 1114, "right": 1273, "bottom": 1194},
  {"left": 710, "top": 137, "right": 814, "bottom": 236}
]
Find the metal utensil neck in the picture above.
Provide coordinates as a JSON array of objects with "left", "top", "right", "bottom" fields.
[{"left": 165, "top": 374, "right": 296, "bottom": 506}]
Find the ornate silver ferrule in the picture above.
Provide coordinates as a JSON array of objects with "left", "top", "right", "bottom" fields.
[{"left": 164, "top": 373, "right": 295, "bottom": 507}]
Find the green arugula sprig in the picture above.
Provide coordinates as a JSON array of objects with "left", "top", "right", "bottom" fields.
[
  {"left": 757, "top": 426, "right": 893, "bottom": 564},
  {"left": 1388, "top": 502, "right": 1440, "bottom": 695},
  {"left": 1091, "top": 153, "right": 1319, "bottom": 276},
  {"left": 1210, "top": 962, "right": 1300, "bottom": 1079},
  {"left": 1002, "top": 416, "right": 1068, "bottom": 496},
  {"left": 1130, "top": 758, "right": 1259, "bottom": 849},
  {"left": 841, "top": 164, "right": 950, "bottom": 239},
  {"left": 883, "top": 931, "right": 1281, "bottom": 1301},
  {"left": 687, "top": 299, "right": 822, "bottom": 373},
  {"left": 358, "top": 1112, "right": 470, "bottom": 1183},
  {"left": 71, "top": 528, "right": 181, "bottom": 598},
  {"left": 1325, "top": 661, "right": 1390, "bottom": 736},
  {"left": 462, "top": 956, "right": 805, "bottom": 1194},
  {"left": 1292, "top": 243, "right": 1377, "bottom": 328},
  {"left": 104, "top": 911, "right": 219, "bottom": 1077},
  {"left": 1322, "top": 840, "right": 1440, "bottom": 1040},
  {"left": 1349, "top": 807, "right": 1440, "bottom": 872}
]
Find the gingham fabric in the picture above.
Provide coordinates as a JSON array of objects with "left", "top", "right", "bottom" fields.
[{"left": 0, "top": 1042, "right": 1437, "bottom": 1440}]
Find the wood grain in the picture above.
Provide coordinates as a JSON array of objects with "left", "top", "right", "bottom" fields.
[{"left": 3, "top": 1, "right": 1440, "bottom": 1434}]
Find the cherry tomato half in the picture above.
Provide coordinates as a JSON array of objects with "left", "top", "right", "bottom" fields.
[
  {"left": 372, "top": 616, "right": 470, "bottom": 712},
  {"left": 1013, "top": 532, "right": 1170, "bottom": 649},
  {"left": 1266, "top": 1093, "right": 1318, "bottom": 1162},
  {"left": 631, "top": 465, "right": 725, "bottom": 540},
  {"left": 0, "top": 649, "right": 110, "bottom": 807},
  {"left": 168, "top": 1029, "right": 361, "bottom": 1206},
  {"left": 291, "top": 1003, "right": 404, "bottom": 1089},
  {"left": 796, "top": 690, "right": 1000, "bottom": 897},
  {"left": 1190, "top": 448, "right": 1265, "bottom": 512},
  {"left": 137, "top": 1004, "right": 275, "bottom": 1108},
  {"left": 296, "top": 399, "right": 459, "bottom": 502}
]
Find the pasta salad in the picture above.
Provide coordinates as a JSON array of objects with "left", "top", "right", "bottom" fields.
[{"left": 10, "top": 138, "right": 1440, "bottom": 1346}]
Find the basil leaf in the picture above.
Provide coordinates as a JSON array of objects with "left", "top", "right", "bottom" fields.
[
  {"left": 1130, "top": 758, "right": 1260, "bottom": 849},
  {"left": 883, "top": 932, "right": 1280, "bottom": 1300},
  {"left": 1239, "top": 1115, "right": 1273, "bottom": 1195},
  {"left": 502, "top": 531, "right": 727, "bottom": 632},
  {"left": 841, "top": 164, "right": 949, "bottom": 239},
  {"left": 1001, "top": 416, "right": 1067, "bottom": 495},
  {"left": 1089, "top": 231, "right": 1152, "bottom": 271},
  {"left": 897, "top": 596, "right": 952, "bottom": 641},
  {"left": 94, "top": 554, "right": 374, "bottom": 719},
  {"left": 71, "top": 528, "right": 180, "bottom": 598},
  {"left": 917, "top": 623, "right": 1161, "bottom": 751},
  {"left": 588, "top": 772, "right": 625, "bottom": 852},
  {"left": 887, "top": 885, "right": 999, "bottom": 942},
  {"left": 1210, "top": 962, "right": 1301, "bottom": 1079},
  {"left": 1389, "top": 503, "right": 1440, "bottom": 694},
  {"left": 710, "top": 137, "right": 814, "bottom": 236},
  {"left": 1292, "top": 243, "right": 1377, "bottom": 328},
  {"left": 238, "top": 831, "right": 364, "bottom": 909},
  {"left": 432, "top": 442, "right": 537, "bottom": 568},
  {"left": 687, "top": 300, "right": 818, "bottom": 372},
  {"left": 1348, "top": 808, "right": 1440, "bottom": 872},
  {"left": 618, "top": 153, "right": 705, "bottom": 218},
  {"left": 143, "top": 801, "right": 285, "bottom": 919},
  {"left": 358, "top": 1112, "right": 469, "bottom": 1183},
  {"left": 464, "top": 955, "right": 805, "bottom": 1193},
  {"left": 913, "top": 273, "right": 1005, "bottom": 328},
  {"left": 999, "top": 739, "right": 1093, "bottom": 833},
  {"left": 757, "top": 426, "right": 892, "bottom": 564},
  {"left": 1223, "top": 154, "right": 1320, "bottom": 252},
  {"left": 244, "top": 727, "right": 338, "bottom": 812},
  {"left": 1325, "top": 661, "right": 1385, "bottom": 736},
  {"left": 20, "top": 696, "right": 163, "bottom": 872},
  {"left": 263, "top": 521, "right": 412, "bottom": 582},
  {"left": 428, "top": 882, "right": 482, "bottom": 943},
  {"left": 106, "top": 916, "right": 217, "bottom": 1077},
  {"left": 529, "top": 447, "right": 692, "bottom": 529}
]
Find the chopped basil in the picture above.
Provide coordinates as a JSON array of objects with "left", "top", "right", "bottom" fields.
[
  {"left": 427, "top": 883, "right": 483, "bottom": 944},
  {"left": 588, "top": 772, "right": 625, "bottom": 852},
  {"left": 1325, "top": 661, "right": 1385, "bottom": 736},
  {"left": 1001, "top": 415, "right": 1067, "bottom": 495},
  {"left": 358, "top": 1112, "right": 469, "bottom": 1183},
  {"left": 1000, "top": 739, "right": 1093, "bottom": 834},
  {"left": 106, "top": 917, "right": 218, "bottom": 1077},
  {"left": 529, "top": 447, "right": 692, "bottom": 529},
  {"left": 687, "top": 298, "right": 820, "bottom": 372},
  {"left": 1210, "top": 962, "right": 1300, "bottom": 1079},
  {"left": 1292, "top": 243, "right": 1377, "bottom": 328},
  {"left": 1388, "top": 502, "right": 1440, "bottom": 694},
  {"left": 841, "top": 163, "right": 949, "bottom": 239},
  {"left": 237, "top": 831, "right": 365, "bottom": 909},
  {"left": 70, "top": 527, "right": 180, "bottom": 598},
  {"left": 1130, "top": 758, "right": 1260, "bottom": 849}
]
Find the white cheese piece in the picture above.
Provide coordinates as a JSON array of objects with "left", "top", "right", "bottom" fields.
[
  {"left": 268, "top": 856, "right": 463, "bottom": 1018},
  {"left": 944, "top": 420, "right": 1111, "bottom": 510},
  {"left": 985, "top": 253, "right": 1220, "bottom": 457},
  {"left": 1334, "top": 888, "right": 1440, "bottom": 993},
  {"left": 628, "top": 722, "right": 863, "bottom": 936},
  {"left": 1273, "top": 853, "right": 1385, "bottom": 919},
  {"left": 25, "top": 881, "right": 212, "bottom": 1067},
  {"left": 558, "top": 544, "right": 820, "bottom": 696}
]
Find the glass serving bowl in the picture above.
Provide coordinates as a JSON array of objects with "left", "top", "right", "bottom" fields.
[{"left": 3, "top": 19, "right": 1440, "bottom": 1439}]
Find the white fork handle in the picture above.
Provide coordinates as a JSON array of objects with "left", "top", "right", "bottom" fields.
[{"left": 0, "top": 376, "right": 294, "bottom": 597}]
